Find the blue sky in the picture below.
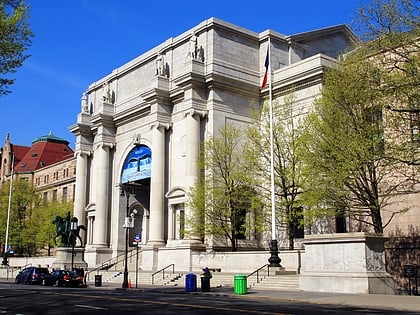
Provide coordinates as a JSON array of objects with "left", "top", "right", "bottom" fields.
[{"left": 0, "top": 0, "right": 366, "bottom": 148}]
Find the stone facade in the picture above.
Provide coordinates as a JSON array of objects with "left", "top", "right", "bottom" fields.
[
  {"left": 300, "top": 233, "right": 395, "bottom": 294},
  {"left": 33, "top": 157, "right": 76, "bottom": 203},
  {"left": 69, "top": 17, "right": 358, "bottom": 270}
]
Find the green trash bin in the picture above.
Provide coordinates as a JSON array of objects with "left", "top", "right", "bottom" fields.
[{"left": 233, "top": 274, "right": 247, "bottom": 295}]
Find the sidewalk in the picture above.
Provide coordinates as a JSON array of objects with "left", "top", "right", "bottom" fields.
[{"left": 91, "top": 281, "right": 420, "bottom": 313}]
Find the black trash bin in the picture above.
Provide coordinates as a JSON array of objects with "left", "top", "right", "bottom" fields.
[
  {"left": 94, "top": 275, "right": 102, "bottom": 287},
  {"left": 201, "top": 276, "right": 210, "bottom": 292}
]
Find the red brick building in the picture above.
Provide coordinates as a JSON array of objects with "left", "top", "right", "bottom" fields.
[{"left": 0, "top": 133, "right": 76, "bottom": 202}]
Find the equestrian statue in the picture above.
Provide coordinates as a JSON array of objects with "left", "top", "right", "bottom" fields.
[{"left": 52, "top": 211, "right": 86, "bottom": 247}]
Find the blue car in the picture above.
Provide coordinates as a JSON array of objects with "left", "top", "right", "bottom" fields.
[{"left": 15, "top": 266, "right": 50, "bottom": 285}]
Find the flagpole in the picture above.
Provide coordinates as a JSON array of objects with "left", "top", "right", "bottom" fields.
[
  {"left": 266, "top": 37, "right": 281, "bottom": 267},
  {"left": 2, "top": 154, "right": 14, "bottom": 266}
]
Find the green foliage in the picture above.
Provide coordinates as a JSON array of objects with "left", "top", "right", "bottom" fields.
[
  {"left": 0, "top": 179, "right": 71, "bottom": 256},
  {"left": 34, "top": 201, "right": 71, "bottom": 250},
  {"left": 246, "top": 93, "right": 307, "bottom": 249},
  {"left": 0, "top": 179, "right": 38, "bottom": 255},
  {"left": 188, "top": 124, "right": 263, "bottom": 251},
  {"left": 0, "top": 0, "right": 33, "bottom": 95},
  {"left": 301, "top": 25, "right": 419, "bottom": 234}
]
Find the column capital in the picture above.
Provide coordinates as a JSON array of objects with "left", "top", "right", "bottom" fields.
[
  {"left": 150, "top": 122, "right": 172, "bottom": 131},
  {"left": 95, "top": 142, "right": 115, "bottom": 151},
  {"left": 74, "top": 150, "right": 92, "bottom": 158},
  {"left": 184, "top": 109, "right": 207, "bottom": 118}
]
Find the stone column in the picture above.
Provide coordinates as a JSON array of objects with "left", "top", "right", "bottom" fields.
[
  {"left": 73, "top": 150, "right": 90, "bottom": 227},
  {"left": 92, "top": 143, "right": 113, "bottom": 247},
  {"left": 148, "top": 123, "right": 169, "bottom": 246},
  {"left": 185, "top": 109, "right": 200, "bottom": 186},
  {"left": 184, "top": 109, "right": 206, "bottom": 241}
]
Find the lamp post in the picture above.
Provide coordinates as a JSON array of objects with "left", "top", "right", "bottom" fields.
[
  {"left": 121, "top": 185, "right": 137, "bottom": 289},
  {"left": 2, "top": 154, "right": 14, "bottom": 266},
  {"left": 70, "top": 217, "right": 78, "bottom": 270},
  {"left": 266, "top": 38, "right": 281, "bottom": 268}
]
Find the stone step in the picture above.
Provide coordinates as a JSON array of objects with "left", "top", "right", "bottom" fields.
[
  {"left": 250, "top": 275, "right": 299, "bottom": 290},
  {"left": 97, "top": 271, "right": 300, "bottom": 291}
]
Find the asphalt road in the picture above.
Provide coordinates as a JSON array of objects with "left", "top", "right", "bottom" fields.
[{"left": 1, "top": 283, "right": 418, "bottom": 315}]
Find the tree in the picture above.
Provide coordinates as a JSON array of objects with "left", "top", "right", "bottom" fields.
[
  {"left": 33, "top": 200, "right": 71, "bottom": 254},
  {"left": 301, "top": 0, "right": 420, "bottom": 234},
  {"left": 354, "top": 0, "right": 420, "bottom": 115},
  {"left": 0, "top": 0, "right": 33, "bottom": 96},
  {"left": 188, "top": 124, "right": 263, "bottom": 251},
  {"left": 0, "top": 179, "right": 71, "bottom": 256},
  {"left": 0, "top": 179, "right": 38, "bottom": 256},
  {"left": 246, "top": 94, "right": 306, "bottom": 250}
]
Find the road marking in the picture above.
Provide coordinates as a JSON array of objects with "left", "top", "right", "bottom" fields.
[{"left": 74, "top": 304, "right": 107, "bottom": 310}]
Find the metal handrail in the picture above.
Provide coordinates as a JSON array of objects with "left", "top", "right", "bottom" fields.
[
  {"left": 151, "top": 264, "right": 175, "bottom": 284},
  {"left": 246, "top": 264, "right": 270, "bottom": 284},
  {"left": 86, "top": 248, "right": 137, "bottom": 280}
]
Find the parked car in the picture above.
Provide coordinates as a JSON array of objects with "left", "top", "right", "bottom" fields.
[
  {"left": 42, "top": 268, "right": 85, "bottom": 287},
  {"left": 67, "top": 268, "right": 85, "bottom": 287},
  {"left": 41, "top": 269, "right": 70, "bottom": 286},
  {"left": 15, "top": 266, "right": 50, "bottom": 285}
]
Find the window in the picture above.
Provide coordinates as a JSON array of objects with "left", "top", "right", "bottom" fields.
[
  {"left": 410, "top": 112, "right": 420, "bottom": 142},
  {"left": 234, "top": 207, "right": 247, "bottom": 240},
  {"left": 292, "top": 207, "right": 305, "bottom": 239},
  {"left": 175, "top": 204, "right": 185, "bottom": 240},
  {"left": 62, "top": 187, "right": 68, "bottom": 203},
  {"left": 52, "top": 190, "right": 57, "bottom": 201},
  {"left": 336, "top": 213, "right": 347, "bottom": 233},
  {"left": 364, "top": 106, "right": 384, "bottom": 153}
]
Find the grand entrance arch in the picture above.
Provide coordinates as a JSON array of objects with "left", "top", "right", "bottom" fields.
[{"left": 120, "top": 145, "right": 151, "bottom": 246}]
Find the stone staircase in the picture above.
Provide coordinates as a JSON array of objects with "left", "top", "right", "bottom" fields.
[
  {"left": 92, "top": 269, "right": 299, "bottom": 291},
  {"left": 85, "top": 252, "right": 300, "bottom": 291}
]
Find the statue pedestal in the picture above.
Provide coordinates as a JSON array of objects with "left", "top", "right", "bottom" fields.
[
  {"left": 51, "top": 247, "right": 87, "bottom": 270},
  {"left": 299, "top": 232, "right": 395, "bottom": 294}
]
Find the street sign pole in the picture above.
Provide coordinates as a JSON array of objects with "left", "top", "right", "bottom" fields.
[{"left": 134, "top": 234, "right": 141, "bottom": 288}]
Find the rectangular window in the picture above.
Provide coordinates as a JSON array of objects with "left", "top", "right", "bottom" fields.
[
  {"left": 52, "top": 190, "right": 57, "bottom": 201},
  {"left": 175, "top": 204, "right": 185, "bottom": 240},
  {"left": 410, "top": 112, "right": 420, "bottom": 142},
  {"left": 62, "top": 187, "right": 68, "bottom": 203},
  {"left": 292, "top": 207, "right": 305, "bottom": 239}
]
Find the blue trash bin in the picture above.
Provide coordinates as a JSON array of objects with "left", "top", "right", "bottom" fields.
[{"left": 185, "top": 273, "right": 197, "bottom": 292}]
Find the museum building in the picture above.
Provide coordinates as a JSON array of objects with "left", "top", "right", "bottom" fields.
[{"left": 67, "top": 18, "right": 360, "bottom": 271}]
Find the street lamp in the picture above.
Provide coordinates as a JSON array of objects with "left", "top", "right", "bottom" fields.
[
  {"left": 121, "top": 185, "right": 137, "bottom": 289},
  {"left": 2, "top": 154, "right": 14, "bottom": 266},
  {"left": 70, "top": 216, "right": 78, "bottom": 270}
]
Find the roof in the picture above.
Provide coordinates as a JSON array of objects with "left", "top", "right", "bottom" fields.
[
  {"left": 10, "top": 144, "right": 30, "bottom": 168},
  {"left": 16, "top": 132, "right": 74, "bottom": 173}
]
